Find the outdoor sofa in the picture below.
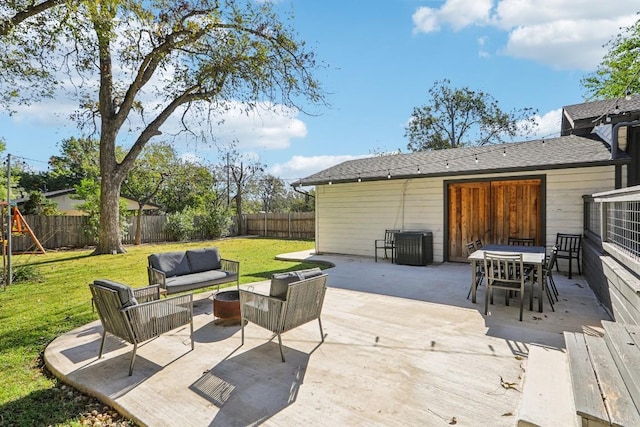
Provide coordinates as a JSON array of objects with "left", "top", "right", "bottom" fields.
[{"left": 147, "top": 247, "right": 239, "bottom": 295}]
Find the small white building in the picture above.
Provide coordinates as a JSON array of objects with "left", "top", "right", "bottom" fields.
[{"left": 294, "top": 96, "right": 640, "bottom": 265}]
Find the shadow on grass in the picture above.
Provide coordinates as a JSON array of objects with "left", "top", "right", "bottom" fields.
[
  {"left": 13, "top": 252, "right": 95, "bottom": 267},
  {"left": 0, "top": 386, "right": 95, "bottom": 426},
  {"left": 245, "top": 261, "right": 333, "bottom": 281}
]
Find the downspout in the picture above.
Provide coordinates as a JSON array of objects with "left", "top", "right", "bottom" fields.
[
  {"left": 611, "top": 120, "right": 640, "bottom": 160},
  {"left": 611, "top": 120, "right": 640, "bottom": 189}
]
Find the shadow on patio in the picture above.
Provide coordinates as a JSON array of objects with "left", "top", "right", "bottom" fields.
[{"left": 43, "top": 252, "right": 610, "bottom": 426}]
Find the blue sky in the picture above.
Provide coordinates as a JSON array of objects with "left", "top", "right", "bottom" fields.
[{"left": 2, "top": 0, "right": 640, "bottom": 185}]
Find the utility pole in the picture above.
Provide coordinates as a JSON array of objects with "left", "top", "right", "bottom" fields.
[{"left": 6, "top": 154, "right": 11, "bottom": 286}]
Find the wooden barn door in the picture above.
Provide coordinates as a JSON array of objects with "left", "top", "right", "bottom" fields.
[
  {"left": 491, "top": 179, "right": 542, "bottom": 246},
  {"left": 448, "top": 182, "right": 491, "bottom": 262},
  {"left": 447, "top": 178, "right": 542, "bottom": 262}
]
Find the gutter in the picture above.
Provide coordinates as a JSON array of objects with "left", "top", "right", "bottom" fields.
[{"left": 292, "top": 184, "right": 315, "bottom": 199}]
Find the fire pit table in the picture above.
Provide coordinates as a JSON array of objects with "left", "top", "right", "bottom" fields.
[{"left": 212, "top": 290, "right": 241, "bottom": 326}]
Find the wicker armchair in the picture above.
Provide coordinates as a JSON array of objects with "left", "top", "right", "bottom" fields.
[
  {"left": 239, "top": 274, "right": 328, "bottom": 362},
  {"left": 89, "top": 280, "right": 194, "bottom": 376}
]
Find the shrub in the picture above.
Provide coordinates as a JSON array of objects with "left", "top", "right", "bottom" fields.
[{"left": 165, "top": 208, "right": 197, "bottom": 241}]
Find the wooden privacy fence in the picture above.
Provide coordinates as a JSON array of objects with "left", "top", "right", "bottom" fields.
[
  {"left": 244, "top": 212, "right": 315, "bottom": 239},
  {"left": 9, "top": 212, "right": 315, "bottom": 251}
]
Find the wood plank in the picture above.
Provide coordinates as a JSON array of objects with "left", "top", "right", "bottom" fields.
[
  {"left": 603, "top": 321, "right": 640, "bottom": 412},
  {"left": 585, "top": 333, "right": 640, "bottom": 427},
  {"left": 564, "top": 332, "right": 610, "bottom": 424}
]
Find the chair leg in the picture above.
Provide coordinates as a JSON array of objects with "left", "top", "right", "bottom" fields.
[
  {"left": 277, "top": 333, "right": 285, "bottom": 362},
  {"left": 98, "top": 330, "right": 107, "bottom": 358},
  {"left": 518, "top": 291, "right": 524, "bottom": 321},
  {"left": 241, "top": 317, "right": 245, "bottom": 346},
  {"left": 548, "top": 273, "right": 559, "bottom": 300},
  {"left": 128, "top": 342, "right": 138, "bottom": 376},
  {"left": 190, "top": 318, "right": 195, "bottom": 350},
  {"left": 544, "top": 278, "right": 555, "bottom": 312},
  {"left": 318, "top": 317, "right": 324, "bottom": 342},
  {"left": 484, "top": 286, "right": 490, "bottom": 315},
  {"left": 568, "top": 255, "right": 573, "bottom": 279}
]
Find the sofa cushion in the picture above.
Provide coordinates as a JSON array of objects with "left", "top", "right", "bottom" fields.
[
  {"left": 149, "top": 252, "right": 191, "bottom": 277},
  {"left": 94, "top": 279, "right": 138, "bottom": 308},
  {"left": 164, "top": 270, "right": 236, "bottom": 294},
  {"left": 186, "top": 248, "right": 221, "bottom": 273}
]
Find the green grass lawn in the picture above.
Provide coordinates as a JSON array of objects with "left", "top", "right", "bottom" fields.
[{"left": 0, "top": 237, "right": 317, "bottom": 426}]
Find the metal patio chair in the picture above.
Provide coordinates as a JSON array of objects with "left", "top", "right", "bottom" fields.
[
  {"left": 483, "top": 252, "right": 526, "bottom": 321},
  {"left": 508, "top": 237, "right": 536, "bottom": 246},
  {"left": 374, "top": 229, "right": 400, "bottom": 262},
  {"left": 466, "top": 241, "right": 484, "bottom": 299},
  {"left": 554, "top": 233, "right": 582, "bottom": 279},
  {"left": 89, "top": 280, "right": 194, "bottom": 376},
  {"left": 240, "top": 274, "right": 328, "bottom": 362}
]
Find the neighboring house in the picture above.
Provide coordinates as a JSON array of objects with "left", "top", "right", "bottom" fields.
[
  {"left": 294, "top": 95, "right": 640, "bottom": 264},
  {"left": 16, "top": 189, "right": 161, "bottom": 216}
]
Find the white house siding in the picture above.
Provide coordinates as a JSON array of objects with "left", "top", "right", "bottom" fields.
[{"left": 314, "top": 165, "right": 616, "bottom": 263}]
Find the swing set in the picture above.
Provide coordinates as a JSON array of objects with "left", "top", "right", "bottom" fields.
[{"left": 1, "top": 202, "right": 45, "bottom": 287}]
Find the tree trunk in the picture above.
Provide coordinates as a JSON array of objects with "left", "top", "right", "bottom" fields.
[
  {"left": 95, "top": 174, "right": 126, "bottom": 254},
  {"left": 235, "top": 188, "right": 244, "bottom": 235},
  {"left": 135, "top": 206, "right": 143, "bottom": 245}
]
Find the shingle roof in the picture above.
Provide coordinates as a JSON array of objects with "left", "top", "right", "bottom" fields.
[
  {"left": 294, "top": 134, "right": 629, "bottom": 186},
  {"left": 563, "top": 94, "right": 640, "bottom": 121}
]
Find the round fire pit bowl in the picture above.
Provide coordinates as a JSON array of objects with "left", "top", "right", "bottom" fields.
[{"left": 212, "top": 290, "right": 241, "bottom": 326}]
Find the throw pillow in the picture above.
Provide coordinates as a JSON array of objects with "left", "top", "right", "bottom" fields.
[
  {"left": 186, "top": 248, "right": 222, "bottom": 273},
  {"left": 94, "top": 279, "right": 138, "bottom": 308}
]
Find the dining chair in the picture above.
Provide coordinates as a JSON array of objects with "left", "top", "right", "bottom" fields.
[
  {"left": 554, "top": 233, "right": 582, "bottom": 279},
  {"left": 374, "top": 229, "right": 400, "bottom": 263},
  {"left": 529, "top": 246, "right": 559, "bottom": 312},
  {"left": 466, "top": 241, "right": 483, "bottom": 299},
  {"left": 483, "top": 252, "right": 526, "bottom": 321},
  {"left": 475, "top": 239, "right": 484, "bottom": 249},
  {"left": 508, "top": 237, "right": 535, "bottom": 246}
]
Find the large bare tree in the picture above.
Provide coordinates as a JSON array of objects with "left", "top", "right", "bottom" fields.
[{"left": 1, "top": 0, "right": 325, "bottom": 253}]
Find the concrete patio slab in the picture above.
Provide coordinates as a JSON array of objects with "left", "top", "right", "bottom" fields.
[{"left": 44, "top": 252, "right": 611, "bottom": 426}]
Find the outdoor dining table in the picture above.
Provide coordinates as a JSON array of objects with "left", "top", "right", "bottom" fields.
[{"left": 467, "top": 244, "right": 546, "bottom": 313}]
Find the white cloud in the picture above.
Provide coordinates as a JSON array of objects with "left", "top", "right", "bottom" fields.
[
  {"left": 530, "top": 108, "right": 562, "bottom": 139},
  {"left": 412, "top": 0, "right": 640, "bottom": 70},
  {"left": 269, "top": 154, "right": 371, "bottom": 181}
]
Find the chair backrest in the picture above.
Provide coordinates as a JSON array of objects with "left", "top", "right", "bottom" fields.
[
  {"left": 508, "top": 237, "right": 535, "bottom": 246},
  {"left": 281, "top": 274, "right": 328, "bottom": 333},
  {"left": 385, "top": 229, "right": 400, "bottom": 245},
  {"left": 483, "top": 252, "right": 524, "bottom": 287},
  {"left": 466, "top": 241, "right": 476, "bottom": 256},
  {"left": 475, "top": 239, "right": 484, "bottom": 249},
  {"left": 555, "top": 233, "right": 581, "bottom": 252},
  {"left": 89, "top": 283, "right": 135, "bottom": 343}
]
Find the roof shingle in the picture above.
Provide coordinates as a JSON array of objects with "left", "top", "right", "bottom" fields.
[{"left": 294, "top": 135, "right": 628, "bottom": 186}]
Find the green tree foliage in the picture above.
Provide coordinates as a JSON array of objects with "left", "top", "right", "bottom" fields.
[
  {"left": 582, "top": 17, "right": 640, "bottom": 100},
  {"left": 257, "top": 175, "right": 288, "bottom": 213},
  {"left": 405, "top": 79, "right": 538, "bottom": 151},
  {"left": 22, "top": 190, "right": 59, "bottom": 215},
  {"left": 157, "top": 161, "right": 217, "bottom": 214},
  {"left": 289, "top": 188, "right": 315, "bottom": 212},
  {"left": 49, "top": 137, "right": 100, "bottom": 185},
  {"left": 19, "top": 136, "right": 102, "bottom": 193},
  {"left": 1, "top": 0, "right": 325, "bottom": 254},
  {"left": 121, "top": 142, "right": 177, "bottom": 244}
]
